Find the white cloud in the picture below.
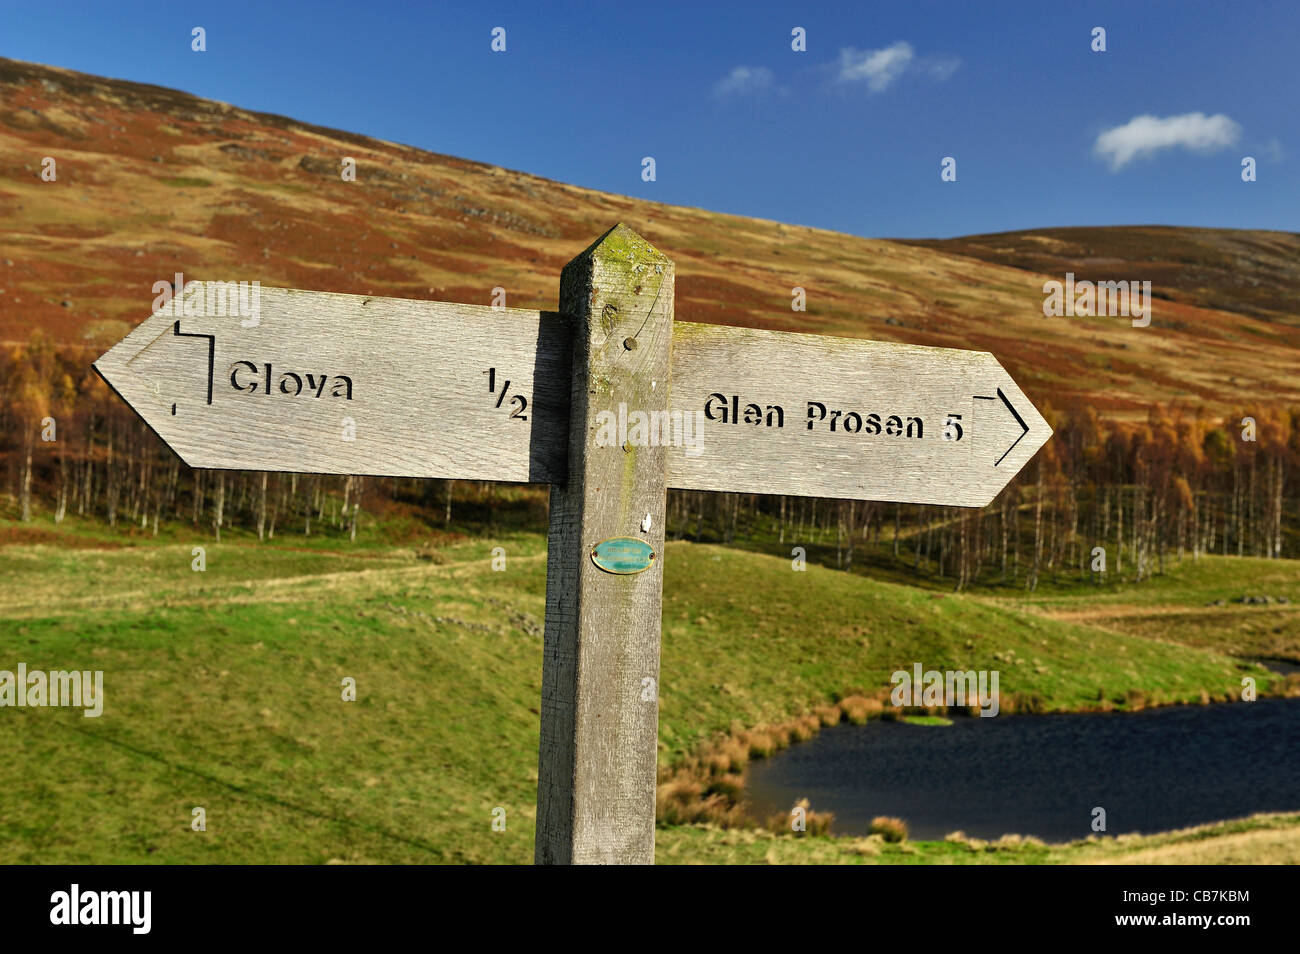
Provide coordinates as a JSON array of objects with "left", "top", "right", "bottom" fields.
[
  {"left": 712, "top": 66, "right": 775, "bottom": 99},
  {"left": 918, "top": 54, "right": 961, "bottom": 82},
  {"left": 833, "top": 42, "right": 961, "bottom": 93},
  {"left": 836, "top": 42, "right": 914, "bottom": 92},
  {"left": 1093, "top": 112, "right": 1242, "bottom": 171}
]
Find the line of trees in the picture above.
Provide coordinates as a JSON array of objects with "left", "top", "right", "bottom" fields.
[
  {"left": 669, "top": 401, "right": 1297, "bottom": 588},
  {"left": 2, "top": 336, "right": 1296, "bottom": 588}
]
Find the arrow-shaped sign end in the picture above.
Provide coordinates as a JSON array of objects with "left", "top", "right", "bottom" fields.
[
  {"left": 965, "top": 362, "right": 1055, "bottom": 507},
  {"left": 90, "top": 325, "right": 207, "bottom": 471}
]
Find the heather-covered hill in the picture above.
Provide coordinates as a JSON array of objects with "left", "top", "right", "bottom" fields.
[
  {"left": 904, "top": 226, "right": 1300, "bottom": 326},
  {"left": 2, "top": 57, "right": 1298, "bottom": 418}
]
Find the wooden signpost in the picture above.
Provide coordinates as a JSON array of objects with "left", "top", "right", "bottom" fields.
[{"left": 95, "top": 223, "right": 1052, "bottom": 865}]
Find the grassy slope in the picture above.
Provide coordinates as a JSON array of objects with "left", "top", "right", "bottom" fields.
[
  {"left": 1013, "top": 558, "right": 1300, "bottom": 664},
  {"left": 683, "top": 506, "right": 1300, "bottom": 666},
  {"left": 0, "top": 518, "right": 1289, "bottom": 864}
]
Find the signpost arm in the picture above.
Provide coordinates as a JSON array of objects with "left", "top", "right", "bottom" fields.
[{"left": 535, "top": 224, "right": 674, "bottom": 864}]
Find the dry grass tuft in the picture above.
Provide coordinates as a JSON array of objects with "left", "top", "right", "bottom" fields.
[
  {"left": 848, "top": 836, "right": 881, "bottom": 856},
  {"left": 789, "top": 713, "right": 821, "bottom": 742},
  {"left": 813, "top": 704, "right": 843, "bottom": 726},
  {"left": 839, "top": 695, "right": 882, "bottom": 724},
  {"left": 765, "top": 797, "right": 834, "bottom": 836},
  {"left": 869, "top": 816, "right": 908, "bottom": 843},
  {"left": 744, "top": 730, "right": 776, "bottom": 759}
]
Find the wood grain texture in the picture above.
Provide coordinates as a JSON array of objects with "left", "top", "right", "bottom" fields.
[
  {"left": 95, "top": 285, "right": 1050, "bottom": 507},
  {"left": 93, "top": 284, "right": 571, "bottom": 484},
  {"left": 534, "top": 224, "right": 671, "bottom": 865},
  {"left": 665, "top": 324, "right": 1053, "bottom": 507}
]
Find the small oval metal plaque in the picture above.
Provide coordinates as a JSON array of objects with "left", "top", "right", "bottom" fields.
[{"left": 591, "top": 537, "right": 656, "bottom": 575}]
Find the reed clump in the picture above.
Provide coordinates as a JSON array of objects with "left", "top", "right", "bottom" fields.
[
  {"left": 655, "top": 689, "right": 895, "bottom": 829},
  {"left": 765, "top": 797, "right": 834, "bottom": 836},
  {"left": 869, "top": 816, "right": 908, "bottom": 843}
]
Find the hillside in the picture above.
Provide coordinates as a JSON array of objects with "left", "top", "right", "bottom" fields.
[
  {"left": 2, "top": 57, "right": 1299, "bottom": 419},
  {"left": 904, "top": 227, "right": 1300, "bottom": 326},
  {"left": 1, "top": 517, "right": 1289, "bottom": 864}
]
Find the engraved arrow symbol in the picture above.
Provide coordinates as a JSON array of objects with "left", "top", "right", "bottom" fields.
[
  {"left": 169, "top": 321, "right": 216, "bottom": 407},
  {"left": 994, "top": 387, "right": 1029, "bottom": 467},
  {"left": 109, "top": 317, "right": 215, "bottom": 418},
  {"left": 975, "top": 387, "right": 1032, "bottom": 467}
]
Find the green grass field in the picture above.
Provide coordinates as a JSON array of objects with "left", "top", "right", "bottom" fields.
[{"left": 1, "top": 514, "right": 1297, "bottom": 864}]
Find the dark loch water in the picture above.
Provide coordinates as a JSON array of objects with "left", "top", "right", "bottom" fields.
[{"left": 745, "top": 699, "right": 1300, "bottom": 842}]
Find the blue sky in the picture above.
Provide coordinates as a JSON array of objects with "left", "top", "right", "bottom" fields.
[{"left": 4, "top": 0, "right": 1295, "bottom": 238}]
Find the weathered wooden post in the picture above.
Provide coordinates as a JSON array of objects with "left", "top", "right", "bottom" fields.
[{"left": 535, "top": 225, "right": 673, "bottom": 864}]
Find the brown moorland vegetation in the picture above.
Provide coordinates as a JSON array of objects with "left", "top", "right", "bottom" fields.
[
  {"left": 2, "top": 57, "right": 1298, "bottom": 413},
  {"left": 1, "top": 58, "right": 1297, "bottom": 575}
]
